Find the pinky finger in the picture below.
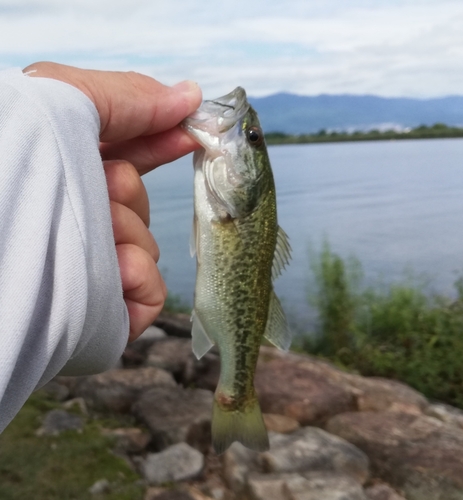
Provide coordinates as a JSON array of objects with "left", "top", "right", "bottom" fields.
[{"left": 116, "top": 243, "right": 167, "bottom": 342}]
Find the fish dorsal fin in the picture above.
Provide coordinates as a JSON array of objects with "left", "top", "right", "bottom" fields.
[
  {"left": 191, "top": 310, "right": 214, "bottom": 359},
  {"left": 272, "top": 226, "right": 292, "bottom": 280},
  {"left": 264, "top": 291, "right": 292, "bottom": 351}
]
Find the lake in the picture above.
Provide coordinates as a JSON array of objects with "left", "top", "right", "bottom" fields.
[{"left": 143, "top": 138, "right": 463, "bottom": 327}]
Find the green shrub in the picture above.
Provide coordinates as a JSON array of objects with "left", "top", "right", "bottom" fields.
[{"left": 303, "top": 243, "right": 463, "bottom": 408}]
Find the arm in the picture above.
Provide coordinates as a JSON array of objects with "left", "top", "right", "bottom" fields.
[{"left": 0, "top": 64, "right": 201, "bottom": 432}]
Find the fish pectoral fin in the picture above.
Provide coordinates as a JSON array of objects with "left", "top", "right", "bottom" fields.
[
  {"left": 191, "top": 310, "right": 214, "bottom": 360},
  {"left": 190, "top": 216, "right": 199, "bottom": 259},
  {"left": 272, "top": 226, "right": 292, "bottom": 280},
  {"left": 264, "top": 291, "right": 292, "bottom": 351}
]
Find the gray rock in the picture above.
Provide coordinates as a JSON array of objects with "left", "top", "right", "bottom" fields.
[
  {"left": 154, "top": 311, "right": 192, "bottom": 338},
  {"left": 132, "top": 386, "right": 213, "bottom": 452},
  {"left": 326, "top": 411, "right": 463, "bottom": 500},
  {"left": 145, "top": 337, "right": 194, "bottom": 381},
  {"left": 88, "top": 478, "right": 110, "bottom": 495},
  {"left": 62, "top": 397, "right": 88, "bottom": 415},
  {"left": 247, "top": 472, "right": 367, "bottom": 500},
  {"left": 191, "top": 352, "right": 221, "bottom": 392},
  {"left": 246, "top": 473, "right": 293, "bottom": 500},
  {"left": 101, "top": 427, "right": 151, "bottom": 454},
  {"left": 122, "top": 325, "right": 167, "bottom": 366},
  {"left": 365, "top": 483, "right": 407, "bottom": 500},
  {"left": 286, "top": 471, "right": 368, "bottom": 500},
  {"left": 39, "top": 380, "right": 70, "bottom": 401},
  {"left": 36, "top": 409, "right": 83, "bottom": 436},
  {"left": 73, "top": 367, "right": 176, "bottom": 413},
  {"left": 141, "top": 443, "right": 204, "bottom": 485},
  {"left": 261, "top": 427, "right": 369, "bottom": 485},
  {"left": 223, "top": 443, "right": 260, "bottom": 493},
  {"left": 152, "top": 493, "right": 196, "bottom": 500},
  {"left": 425, "top": 403, "right": 463, "bottom": 430}
]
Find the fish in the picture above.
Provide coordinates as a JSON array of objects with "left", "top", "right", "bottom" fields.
[{"left": 182, "top": 87, "right": 291, "bottom": 455}]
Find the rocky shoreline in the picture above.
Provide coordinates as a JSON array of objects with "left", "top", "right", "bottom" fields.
[{"left": 39, "top": 311, "right": 463, "bottom": 500}]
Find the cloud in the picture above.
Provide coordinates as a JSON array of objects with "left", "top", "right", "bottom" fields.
[{"left": 0, "top": 0, "right": 461, "bottom": 97}]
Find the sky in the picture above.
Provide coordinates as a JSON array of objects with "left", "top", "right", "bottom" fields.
[{"left": 0, "top": 0, "right": 462, "bottom": 98}]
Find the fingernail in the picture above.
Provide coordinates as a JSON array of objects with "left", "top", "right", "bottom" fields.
[{"left": 173, "top": 80, "right": 200, "bottom": 95}]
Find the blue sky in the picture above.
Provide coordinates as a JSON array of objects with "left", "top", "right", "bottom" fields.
[{"left": 0, "top": 0, "right": 462, "bottom": 98}]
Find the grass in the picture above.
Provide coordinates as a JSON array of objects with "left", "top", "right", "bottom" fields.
[
  {"left": 0, "top": 392, "right": 144, "bottom": 500},
  {"left": 300, "top": 242, "right": 463, "bottom": 408}
]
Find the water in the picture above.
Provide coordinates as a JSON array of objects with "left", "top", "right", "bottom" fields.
[{"left": 144, "top": 138, "right": 463, "bottom": 326}]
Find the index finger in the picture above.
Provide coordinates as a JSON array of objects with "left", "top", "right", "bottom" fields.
[{"left": 23, "top": 62, "right": 202, "bottom": 143}]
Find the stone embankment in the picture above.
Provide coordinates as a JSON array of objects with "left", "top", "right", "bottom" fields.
[{"left": 39, "top": 311, "right": 463, "bottom": 500}]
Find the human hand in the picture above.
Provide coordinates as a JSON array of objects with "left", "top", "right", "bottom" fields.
[{"left": 23, "top": 62, "right": 202, "bottom": 341}]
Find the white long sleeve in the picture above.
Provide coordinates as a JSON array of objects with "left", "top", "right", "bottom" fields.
[{"left": 0, "top": 68, "right": 129, "bottom": 431}]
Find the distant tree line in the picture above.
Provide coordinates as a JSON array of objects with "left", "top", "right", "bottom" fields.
[{"left": 265, "top": 123, "right": 463, "bottom": 145}]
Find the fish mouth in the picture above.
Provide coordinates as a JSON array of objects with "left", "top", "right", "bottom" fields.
[{"left": 182, "top": 87, "right": 250, "bottom": 150}]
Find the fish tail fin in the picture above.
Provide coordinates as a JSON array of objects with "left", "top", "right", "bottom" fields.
[{"left": 211, "top": 396, "right": 269, "bottom": 455}]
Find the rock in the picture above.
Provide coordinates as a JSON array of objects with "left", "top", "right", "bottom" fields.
[
  {"left": 62, "top": 397, "right": 88, "bottom": 415},
  {"left": 223, "top": 429, "right": 368, "bottom": 495},
  {"left": 326, "top": 411, "right": 463, "bottom": 500},
  {"left": 151, "top": 493, "right": 196, "bottom": 500},
  {"left": 425, "top": 403, "right": 463, "bottom": 430},
  {"left": 223, "top": 443, "right": 259, "bottom": 493},
  {"left": 153, "top": 493, "right": 196, "bottom": 500},
  {"left": 365, "top": 483, "right": 406, "bottom": 500},
  {"left": 261, "top": 428, "right": 369, "bottom": 484},
  {"left": 255, "top": 356, "right": 356, "bottom": 425},
  {"left": 344, "top": 376, "right": 427, "bottom": 415},
  {"left": 145, "top": 489, "right": 200, "bottom": 500},
  {"left": 247, "top": 472, "right": 367, "bottom": 500},
  {"left": 123, "top": 325, "right": 167, "bottom": 366},
  {"left": 141, "top": 443, "right": 204, "bottom": 485},
  {"left": 255, "top": 348, "right": 427, "bottom": 422},
  {"left": 191, "top": 353, "right": 221, "bottom": 392},
  {"left": 246, "top": 473, "right": 293, "bottom": 500},
  {"left": 286, "top": 471, "right": 368, "bottom": 500},
  {"left": 36, "top": 409, "right": 84, "bottom": 436},
  {"left": 132, "top": 386, "right": 213, "bottom": 452},
  {"left": 145, "top": 337, "right": 194, "bottom": 382},
  {"left": 263, "top": 414, "right": 300, "bottom": 434},
  {"left": 73, "top": 367, "right": 176, "bottom": 413},
  {"left": 154, "top": 311, "right": 192, "bottom": 338},
  {"left": 141, "top": 325, "right": 168, "bottom": 341},
  {"left": 101, "top": 427, "right": 151, "bottom": 454},
  {"left": 88, "top": 478, "right": 111, "bottom": 495},
  {"left": 145, "top": 488, "right": 168, "bottom": 500},
  {"left": 39, "top": 380, "right": 70, "bottom": 401}
]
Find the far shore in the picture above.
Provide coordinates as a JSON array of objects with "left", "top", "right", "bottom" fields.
[{"left": 265, "top": 123, "right": 463, "bottom": 145}]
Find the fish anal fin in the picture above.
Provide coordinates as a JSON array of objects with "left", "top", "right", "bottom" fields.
[
  {"left": 191, "top": 310, "right": 214, "bottom": 360},
  {"left": 212, "top": 397, "right": 269, "bottom": 455},
  {"left": 272, "top": 226, "right": 292, "bottom": 280},
  {"left": 264, "top": 291, "right": 292, "bottom": 351}
]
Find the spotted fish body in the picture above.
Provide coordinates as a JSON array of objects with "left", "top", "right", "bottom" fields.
[{"left": 182, "top": 87, "right": 291, "bottom": 455}]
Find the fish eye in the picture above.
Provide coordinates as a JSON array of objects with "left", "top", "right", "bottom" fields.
[{"left": 246, "top": 127, "right": 263, "bottom": 147}]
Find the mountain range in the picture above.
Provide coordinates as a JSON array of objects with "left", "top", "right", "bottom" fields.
[{"left": 247, "top": 93, "right": 463, "bottom": 135}]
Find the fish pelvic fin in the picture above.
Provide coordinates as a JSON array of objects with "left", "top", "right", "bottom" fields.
[{"left": 211, "top": 396, "right": 269, "bottom": 455}]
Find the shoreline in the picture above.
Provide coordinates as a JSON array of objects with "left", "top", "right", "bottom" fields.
[{"left": 265, "top": 123, "right": 463, "bottom": 145}]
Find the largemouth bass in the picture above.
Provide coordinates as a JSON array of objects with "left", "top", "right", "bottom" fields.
[{"left": 182, "top": 87, "right": 291, "bottom": 455}]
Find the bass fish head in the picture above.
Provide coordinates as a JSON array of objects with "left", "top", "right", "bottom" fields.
[{"left": 183, "top": 87, "right": 272, "bottom": 219}]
